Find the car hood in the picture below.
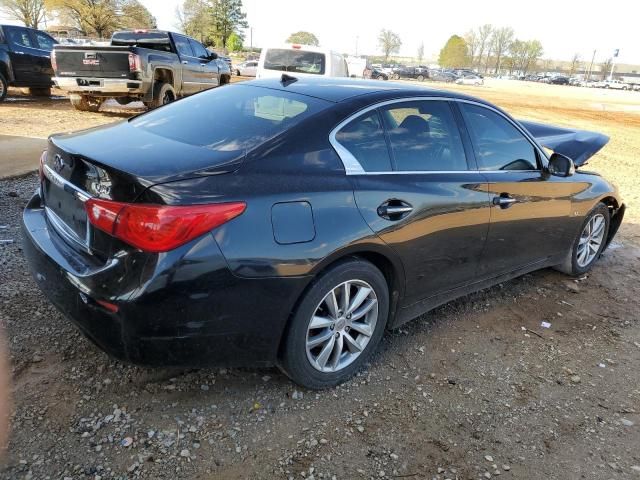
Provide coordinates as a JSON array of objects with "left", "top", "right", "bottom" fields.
[{"left": 519, "top": 120, "right": 609, "bottom": 166}]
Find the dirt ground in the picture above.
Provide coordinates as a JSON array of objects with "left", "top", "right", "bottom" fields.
[{"left": 1, "top": 79, "right": 639, "bottom": 480}]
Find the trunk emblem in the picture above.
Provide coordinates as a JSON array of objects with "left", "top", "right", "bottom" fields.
[{"left": 53, "top": 154, "right": 65, "bottom": 172}]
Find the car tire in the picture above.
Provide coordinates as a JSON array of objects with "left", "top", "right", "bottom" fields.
[
  {"left": 417, "top": 75, "right": 425, "bottom": 82},
  {"left": 145, "top": 82, "right": 176, "bottom": 109},
  {"left": 393, "top": 74, "right": 400, "bottom": 80},
  {"left": 279, "top": 258, "right": 389, "bottom": 389},
  {"left": 29, "top": 87, "right": 51, "bottom": 97},
  {"left": 0, "top": 72, "right": 7, "bottom": 102},
  {"left": 70, "top": 95, "right": 102, "bottom": 112},
  {"left": 555, "top": 202, "right": 610, "bottom": 276}
]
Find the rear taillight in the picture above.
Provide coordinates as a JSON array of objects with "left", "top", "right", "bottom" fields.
[
  {"left": 51, "top": 49, "right": 57, "bottom": 71},
  {"left": 128, "top": 53, "right": 142, "bottom": 72},
  {"left": 39, "top": 151, "right": 46, "bottom": 182},
  {"left": 84, "top": 199, "right": 246, "bottom": 253}
]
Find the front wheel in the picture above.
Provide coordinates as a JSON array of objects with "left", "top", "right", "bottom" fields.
[
  {"left": 555, "top": 202, "right": 610, "bottom": 276},
  {"left": 417, "top": 74, "right": 425, "bottom": 82},
  {"left": 279, "top": 259, "right": 389, "bottom": 389}
]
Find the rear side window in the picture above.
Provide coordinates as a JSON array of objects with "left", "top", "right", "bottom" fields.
[
  {"left": 460, "top": 103, "right": 538, "bottom": 171},
  {"left": 173, "top": 35, "right": 193, "bottom": 57},
  {"left": 131, "top": 85, "right": 329, "bottom": 162},
  {"left": 34, "top": 31, "right": 56, "bottom": 50},
  {"left": 264, "top": 49, "right": 325, "bottom": 75},
  {"left": 380, "top": 101, "right": 468, "bottom": 171},
  {"left": 6, "top": 27, "right": 33, "bottom": 48},
  {"left": 111, "top": 31, "right": 172, "bottom": 52},
  {"left": 335, "top": 111, "right": 392, "bottom": 172}
]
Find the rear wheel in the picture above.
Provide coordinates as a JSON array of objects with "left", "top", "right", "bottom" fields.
[
  {"left": 0, "top": 73, "right": 6, "bottom": 101},
  {"left": 29, "top": 87, "right": 51, "bottom": 97},
  {"left": 279, "top": 259, "right": 389, "bottom": 389},
  {"left": 70, "top": 95, "right": 102, "bottom": 112},
  {"left": 555, "top": 202, "right": 610, "bottom": 276},
  {"left": 146, "top": 82, "right": 175, "bottom": 109},
  {"left": 417, "top": 74, "right": 425, "bottom": 82}
]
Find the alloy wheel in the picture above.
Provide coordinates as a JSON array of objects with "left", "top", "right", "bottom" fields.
[
  {"left": 163, "top": 91, "right": 174, "bottom": 105},
  {"left": 577, "top": 213, "right": 606, "bottom": 267},
  {"left": 305, "top": 280, "right": 378, "bottom": 373}
]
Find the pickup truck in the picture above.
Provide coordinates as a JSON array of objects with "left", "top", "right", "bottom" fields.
[
  {"left": 0, "top": 24, "right": 58, "bottom": 101},
  {"left": 52, "top": 30, "right": 231, "bottom": 111}
]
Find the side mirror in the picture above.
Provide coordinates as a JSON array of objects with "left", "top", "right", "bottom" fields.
[
  {"left": 209, "top": 52, "right": 218, "bottom": 60},
  {"left": 547, "top": 152, "right": 575, "bottom": 177}
]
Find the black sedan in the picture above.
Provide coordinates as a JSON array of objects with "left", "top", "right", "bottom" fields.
[{"left": 22, "top": 77, "right": 624, "bottom": 389}]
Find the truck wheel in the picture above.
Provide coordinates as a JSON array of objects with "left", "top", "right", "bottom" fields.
[
  {"left": 70, "top": 95, "right": 102, "bottom": 112},
  {"left": 115, "top": 97, "right": 133, "bottom": 106},
  {"left": 29, "top": 87, "right": 51, "bottom": 97},
  {"left": 146, "top": 82, "right": 175, "bottom": 109},
  {"left": 0, "top": 73, "right": 6, "bottom": 101},
  {"left": 220, "top": 75, "right": 230, "bottom": 86},
  {"left": 417, "top": 75, "right": 425, "bottom": 82}
]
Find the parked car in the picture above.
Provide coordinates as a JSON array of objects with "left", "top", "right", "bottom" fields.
[
  {"left": 602, "top": 79, "right": 629, "bottom": 90},
  {"left": 393, "top": 66, "right": 429, "bottom": 82},
  {"left": 257, "top": 44, "right": 348, "bottom": 79},
  {"left": 0, "top": 24, "right": 58, "bottom": 101},
  {"left": 363, "top": 66, "right": 388, "bottom": 81},
  {"left": 23, "top": 77, "right": 624, "bottom": 389},
  {"left": 430, "top": 70, "right": 458, "bottom": 83},
  {"left": 52, "top": 29, "right": 230, "bottom": 112},
  {"left": 234, "top": 60, "right": 258, "bottom": 76},
  {"left": 455, "top": 74, "right": 484, "bottom": 86},
  {"left": 550, "top": 76, "right": 569, "bottom": 85}
]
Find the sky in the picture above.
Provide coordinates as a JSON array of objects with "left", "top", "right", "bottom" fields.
[{"left": 2, "top": 0, "right": 639, "bottom": 64}]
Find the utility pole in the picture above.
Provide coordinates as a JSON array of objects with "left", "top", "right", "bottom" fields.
[
  {"left": 355, "top": 36, "right": 359, "bottom": 56},
  {"left": 250, "top": 27, "right": 253, "bottom": 51},
  {"left": 587, "top": 49, "right": 596, "bottom": 81},
  {"left": 609, "top": 49, "right": 619, "bottom": 80}
]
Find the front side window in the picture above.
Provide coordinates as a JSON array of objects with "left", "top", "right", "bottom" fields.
[
  {"left": 189, "top": 39, "right": 208, "bottom": 59},
  {"left": 460, "top": 103, "right": 538, "bottom": 171},
  {"left": 380, "top": 101, "right": 468, "bottom": 171},
  {"left": 335, "top": 111, "right": 392, "bottom": 172},
  {"left": 264, "top": 49, "right": 325, "bottom": 75},
  {"left": 7, "top": 27, "right": 33, "bottom": 48}
]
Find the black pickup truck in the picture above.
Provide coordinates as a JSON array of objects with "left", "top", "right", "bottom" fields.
[
  {"left": 52, "top": 30, "right": 231, "bottom": 111},
  {"left": 0, "top": 24, "right": 58, "bottom": 101}
]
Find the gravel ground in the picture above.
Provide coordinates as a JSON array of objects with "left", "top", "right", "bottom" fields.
[{"left": 1, "top": 81, "right": 640, "bottom": 479}]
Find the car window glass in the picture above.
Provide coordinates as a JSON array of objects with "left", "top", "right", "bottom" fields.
[
  {"left": 380, "top": 101, "right": 468, "bottom": 171},
  {"left": 460, "top": 103, "right": 538, "bottom": 171},
  {"left": 7, "top": 27, "right": 33, "bottom": 48},
  {"left": 189, "top": 39, "right": 208, "bottom": 59},
  {"left": 174, "top": 35, "right": 194, "bottom": 57},
  {"left": 335, "top": 111, "right": 392, "bottom": 172},
  {"left": 264, "top": 49, "right": 326, "bottom": 75},
  {"left": 34, "top": 31, "right": 56, "bottom": 50}
]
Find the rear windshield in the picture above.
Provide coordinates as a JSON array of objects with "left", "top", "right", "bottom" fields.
[
  {"left": 111, "top": 31, "right": 172, "bottom": 52},
  {"left": 130, "top": 85, "right": 329, "bottom": 162},
  {"left": 264, "top": 49, "right": 326, "bottom": 75}
]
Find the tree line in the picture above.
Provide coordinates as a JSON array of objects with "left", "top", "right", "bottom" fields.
[
  {"left": 0, "top": 0, "right": 156, "bottom": 38},
  {"left": 176, "top": 0, "right": 247, "bottom": 49}
]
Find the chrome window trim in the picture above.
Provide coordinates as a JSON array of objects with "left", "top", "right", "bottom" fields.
[{"left": 328, "top": 96, "right": 548, "bottom": 176}]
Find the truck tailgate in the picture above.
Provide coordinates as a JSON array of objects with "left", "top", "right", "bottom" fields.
[{"left": 54, "top": 46, "right": 131, "bottom": 78}]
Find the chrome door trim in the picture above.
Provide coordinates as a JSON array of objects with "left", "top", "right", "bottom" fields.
[{"left": 328, "top": 96, "right": 549, "bottom": 176}]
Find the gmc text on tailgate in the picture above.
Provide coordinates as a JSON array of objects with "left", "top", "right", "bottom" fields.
[{"left": 52, "top": 30, "right": 231, "bottom": 111}]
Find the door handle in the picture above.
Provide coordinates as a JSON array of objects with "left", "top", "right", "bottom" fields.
[
  {"left": 182, "top": 61, "right": 188, "bottom": 65},
  {"left": 377, "top": 200, "right": 413, "bottom": 220},
  {"left": 14, "top": 51, "right": 25, "bottom": 55},
  {"left": 492, "top": 195, "right": 517, "bottom": 209}
]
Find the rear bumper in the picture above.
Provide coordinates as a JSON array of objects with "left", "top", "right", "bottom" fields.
[
  {"left": 22, "top": 191, "right": 308, "bottom": 367},
  {"left": 53, "top": 76, "right": 145, "bottom": 96}
]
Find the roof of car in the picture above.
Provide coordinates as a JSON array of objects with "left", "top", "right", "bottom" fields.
[{"left": 245, "top": 76, "right": 488, "bottom": 104}]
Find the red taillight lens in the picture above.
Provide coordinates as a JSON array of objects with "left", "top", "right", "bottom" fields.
[
  {"left": 128, "top": 53, "right": 142, "bottom": 72},
  {"left": 85, "top": 199, "right": 246, "bottom": 253},
  {"left": 51, "top": 49, "right": 57, "bottom": 71}
]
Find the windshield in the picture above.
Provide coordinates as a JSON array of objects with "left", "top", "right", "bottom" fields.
[
  {"left": 130, "top": 84, "right": 330, "bottom": 163},
  {"left": 264, "top": 49, "right": 326, "bottom": 75}
]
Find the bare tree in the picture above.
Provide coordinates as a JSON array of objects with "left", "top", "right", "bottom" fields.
[
  {"left": 464, "top": 29, "right": 478, "bottom": 66},
  {"left": 417, "top": 41, "right": 424, "bottom": 63},
  {"left": 569, "top": 53, "right": 580, "bottom": 77},
  {"left": 491, "top": 27, "right": 514, "bottom": 75},
  {"left": 378, "top": 29, "right": 401, "bottom": 62},
  {"left": 474, "top": 24, "right": 493, "bottom": 69},
  {"left": 0, "top": 0, "right": 47, "bottom": 28},
  {"left": 600, "top": 58, "right": 613, "bottom": 80}
]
